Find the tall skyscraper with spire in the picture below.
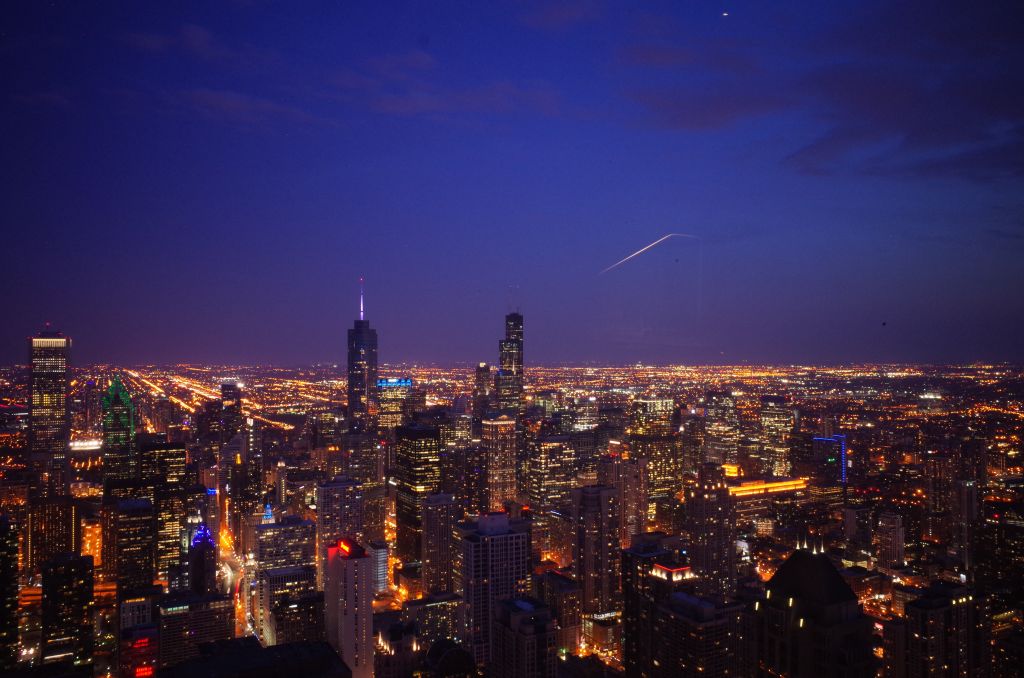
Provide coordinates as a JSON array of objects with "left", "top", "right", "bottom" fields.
[
  {"left": 347, "top": 278, "right": 378, "bottom": 429},
  {"left": 495, "top": 312, "right": 523, "bottom": 413}
]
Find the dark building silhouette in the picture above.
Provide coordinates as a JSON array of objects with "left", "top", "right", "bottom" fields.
[
  {"left": 0, "top": 516, "right": 16, "bottom": 670},
  {"left": 750, "top": 549, "right": 874, "bottom": 677},
  {"left": 156, "top": 591, "right": 234, "bottom": 668},
  {"left": 41, "top": 553, "right": 94, "bottom": 667},
  {"left": 101, "top": 497, "right": 155, "bottom": 595},
  {"left": 188, "top": 523, "right": 217, "bottom": 596},
  {"left": 490, "top": 598, "right": 558, "bottom": 678},
  {"left": 158, "top": 637, "right": 349, "bottom": 678},
  {"left": 422, "top": 493, "right": 459, "bottom": 594}
]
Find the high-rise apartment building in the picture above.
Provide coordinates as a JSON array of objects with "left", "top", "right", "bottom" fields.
[
  {"left": 324, "top": 538, "right": 374, "bottom": 678},
  {"left": 884, "top": 581, "right": 988, "bottom": 678},
  {"left": 629, "top": 398, "right": 680, "bottom": 517},
  {"left": 703, "top": 392, "right": 739, "bottom": 466},
  {"left": 760, "top": 395, "right": 793, "bottom": 476},
  {"left": 422, "top": 493, "right": 459, "bottom": 594},
  {"left": 876, "top": 512, "right": 906, "bottom": 570},
  {"left": 526, "top": 433, "right": 575, "bottom": 557},
  {"left": 315, "top": 476, "right": 364, "bottom": 589},
  {"left": 684, "top": 464, "right": 735, "bottom": 599},
  {"left": 482, "top": 415, "right": 517, "bottom": 512},
  {"left": 570, "top": 485, "right": 622, "bottom": 616},
  {"left": 457, "top": 513, "right": 531, "bottom": 666},
  {"left": 621, "top": 532, "right": 688, "bottom": 674},
  {"left": 490, "top": 598, "right": 558, "bottom": 678},
  {"left": 597, "top": 453, "right": 649, "bottom": 548}
]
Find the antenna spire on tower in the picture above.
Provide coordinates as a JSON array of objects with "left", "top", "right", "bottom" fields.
[{"left": 359, "top": 277, "right": 364, "bottom": 321}]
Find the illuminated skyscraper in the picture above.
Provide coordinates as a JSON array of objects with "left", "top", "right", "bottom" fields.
[
  {"left": 597, "top": 453, "right": 649, "bottom": 548},
  {"left": 29, "top": 328, "right": 71, "bottom": 494},
  {"left": 570, "top": 485, "right": 621, "bottom": 616},
  {"left": 315, "top": 476, "right": 364, "bottom": 589},
  {"left": 394, "top": 424, "right": 442, "bottom": 564},
  {"left": 684, "top": 464, "right": 735, "bottom": 599},
  {"left": 886, "top": 581, "right": 989, "bottom": 678},
  {"left": 102, "top": 375, "right": 137, "bottom": 484},
  {"left": 495, "top": 312, "right": 524, "bottom": 413},
  {"left": 347, "top": 279, "right": 378, "bottom": 428},
  {"left": 220, "top": 381, "right": 244, "bottom": 440},
  {"left": 324, "top": 538, "right": 374, "bottom": 678},
  {"left": 482, "top": 415, "right": 517, "bottom": 512},
  {"left": 703, "top": 392, "right": 739, "bottom": 465},
  {"left": 628, "top": 398, "right": 679, "bottom": 517},
  {"left": 457, "top": 513, "right": 531, "bottom": 666},
  {"left": 41, "top": 552, "right": 95, "bottom": 667},
  {"left": 26, "top": 496, "right": 81, "bottom": 574},
  {"left": 254, "top": 515, "right": 316, "bottom": 572},
  {"left": 760, "top": 395, "right": 794, "bottom": 476},
  {"left": 377, "top": 377, "right": 412, "bottom": 430},
  {"left": 876, "top": 512, "right": 906, "bottom": 570},
  {"left": 526, "top": 434, "right": 575, "bottom": 557},
  {"left": 422, "top": 493, "right": 459, "bottom": 594}
]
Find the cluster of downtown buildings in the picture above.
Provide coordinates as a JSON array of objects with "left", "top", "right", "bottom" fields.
[{"left": 0, "top": 312, "right": 1021, "bottom": 677}]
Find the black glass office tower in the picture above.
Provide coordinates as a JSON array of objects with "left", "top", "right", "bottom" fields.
[{"left": 495, "top": 312, "right": 523, "bottom": 413}]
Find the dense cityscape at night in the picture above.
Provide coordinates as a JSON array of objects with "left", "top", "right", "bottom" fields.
[
  {"left": 5, "top": 1, "right": 1024, "bottom": 677},
  {"left": 2, "top": 314, "right": 1022, "bottom": 677}
]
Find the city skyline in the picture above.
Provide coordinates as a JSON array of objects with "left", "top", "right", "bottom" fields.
[{"left": 5, "top": 1, "right": 1024, "bottom": 366}]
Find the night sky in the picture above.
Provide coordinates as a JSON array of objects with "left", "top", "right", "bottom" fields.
[{"left": 4, "top": 1, "right": 1023, "bottom": 366}]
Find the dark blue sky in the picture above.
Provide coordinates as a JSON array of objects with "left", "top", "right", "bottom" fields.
[{"left": 4, "top": 1, "right": 1023, "bottom": 366}]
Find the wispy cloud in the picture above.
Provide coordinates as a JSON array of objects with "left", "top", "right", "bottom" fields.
[
  {"left": 330, "top": 50, "right": 560, "bottom": 118},
  {"left": 625, "top": 0, "right": 1024, "bottom": 180},
  {"left": 519, "top": 0, "right": 602, "bottom": 31},
  {"left": 179, "top": 88, "right": 323, "bottom": 125},
  {"left": 125, "top": 24, "right": 277, "bottom": 68}
]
